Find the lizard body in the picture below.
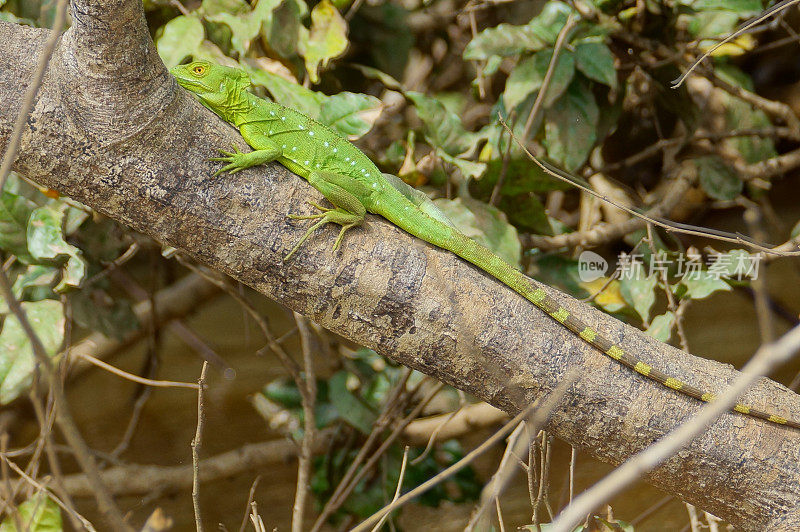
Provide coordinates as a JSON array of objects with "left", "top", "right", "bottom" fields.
[{"left": 171, "top": 60, "right": 800, "bottom": 430}]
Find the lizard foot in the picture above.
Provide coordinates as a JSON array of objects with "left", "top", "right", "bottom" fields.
[{"left": 284, "top": 206, "right": 363, "bottom": 261}]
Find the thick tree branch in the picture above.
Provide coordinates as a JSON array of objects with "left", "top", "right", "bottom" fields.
[{"left": 2, "top": 2, "right": 800, "bottom": 528}]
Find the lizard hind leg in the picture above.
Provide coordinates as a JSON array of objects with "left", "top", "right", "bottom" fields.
[
  {"left": 283, "top": 206, "right": 363, "bottom": 261},
  {"left": 283, "top": 171, "right": 368, "bottom": 261}
]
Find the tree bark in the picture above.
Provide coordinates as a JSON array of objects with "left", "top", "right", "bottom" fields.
[{"left": 2, "top": 1, "right": 800, "bottom": 529}]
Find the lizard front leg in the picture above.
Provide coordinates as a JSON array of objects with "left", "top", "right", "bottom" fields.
[
  {"left": 284, "top": 171, "right": 367, "bottom": 261},
  {"left": 211, "top": 124, "right": 282, "bottom": 175}
]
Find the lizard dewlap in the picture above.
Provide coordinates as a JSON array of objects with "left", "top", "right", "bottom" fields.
[{"left": 171, "top": 60, "right": 800, "bottom": 431}]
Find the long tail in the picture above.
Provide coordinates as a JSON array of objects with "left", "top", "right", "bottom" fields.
[{"left": 386, "top": 206, "right": 800, "bottom": 430}]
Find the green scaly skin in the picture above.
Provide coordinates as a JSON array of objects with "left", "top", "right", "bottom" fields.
[{"left": 171, "top": 60, "right": 800, "bottom": 430}]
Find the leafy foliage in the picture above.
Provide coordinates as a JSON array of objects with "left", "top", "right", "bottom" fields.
[
  {"left": 0, "top": 177, "right": 136, "bottom": 403},
  {"left": 0, "top": 299, "right": 64, "bottom": 404},
  {"left": 0, "top": 493, "right": 61, "bottom": 532},
  {"left": 1, "top": 0, "right": 795, "bottom": 527},
  {"left": 257, "top": 349, "right": 481, "bottom": 524}
]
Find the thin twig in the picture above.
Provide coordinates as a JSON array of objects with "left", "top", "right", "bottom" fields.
[
  {"left": 490, "top": 13, "right": 576, "bottom": 208},
  {"left": 501, "top": 118, "right": 800, "bottom": 256},
  {"left": 630, "top": 495, "right": 673, "bottom": 526},
  {"left": 0, "top": 455, "right": 97, "bottom": 532},
  {"left": 291, "top": 312, "right": 317, "bottom": 532},
  {"left": 51, "top": 434, "right": 335, "bottom": 497},
  {"left": 25, "top": 385, "right": 82, "bottom": 532},
  {"left": 495, "top": 496, "right": 506, "bottom": 532},
  {"left": 191, "top": 361, "right": 209, "bottom": 532},
  {"left": 527, "top": 435, "right": 538, "bottom": 522},
  {"left": 744, "top": 207, "right": 775, "bottom": 344},
  {"left": 0, "top": 263, "right": 131, "bottom": 530},
  {"left": 686, "top": 502, "right": 701, "bottom": 532},
  {"left": 672, "top": 0, "right": 800, "bottom": 88},
  {"left": 521, "top": 14, "right": 577, "bottom": 141},
  {"left": 568, "top": 446, "right": 576, "bottom": 505},
  {"left": 351, "top": 373, "right": 578, "bottom": 532},
  {"left": 370, "top": 446, "right": 409, "bottom": 532},
  {"left": 238, "top": 476, "right": 262, "bottom": 532},
  {"left": 309, "top": 370, "right": 413, "bottom": 531},
  {"left": 75, "top": 352, "right": 201, "bottom": 389},
  {"left": 533, "top": 432, "right": 553, "bottom": 523},
  {"left": 408, "top": 403, "right": 464, "bottom": 465},
  {"left": 0, "top": 436, "right": 23, "bottom": 531},
  {"left": 176, "top": 257, "right": 304, "bottom": 383},
  {"left": 464, "top": 421, "right": 529, "bottom": 530},
  {"left": 316, "top": 382, "right": 444, "bottom": 530}
]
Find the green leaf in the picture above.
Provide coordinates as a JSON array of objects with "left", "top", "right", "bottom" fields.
[
  {"left": 436, "top": 150, "right": 487, "bottom": 181},
  {"left": 350, "top": 64, "right": 404, "bottom": 91},
  {"left": 0, "top": 493, "right": 62, "bottom": 532},
  {"left": 694, "top": 156, "right": 742, "bottom": 200},
  {"left": 499, "top": 193, "right": 553, "bottom": 235},
  {"left": 207, "top": 0, "right": 282, "bottom": 58},
  {"left": 0, "top": 300, "right": 64, "bottom": 404},
  {"left": 328, "top": 371, "right": 377, "bottom": 434},
  {"left": 574, "top": 40, "right": 617, "bottom": 89},
  {"left": 63, "top": 204, "right": 89, "bottom": 235},
  {"left": 463, "top": 1, "right": 572, "bottom": 59},
  {"left": 678, "top": 270, "right": 731, "bottom": 300},
  {"left": 715, "top": 64, "right": 777, "bottom": 164},
  {"left": 70, "top": 290, "right": 139, "bottom": 341},
  {"left": 247, "top": 67, "right": 380, "bottom": 140},
  {"left": 619, "top": 262, "right": 656, "bottom": 323},
  {"left": 299, "top": 0, "right": 348, "bottom": 84},
  {"left": 351, "top": 3, "right": 413, "bottom": 79},
  {"left": 678, "top": 0, "right": 761, "bottom": 15},
  {"left": 246, "top": 67, "right": 326, "bottom": 117},
  {"left": 475, "top": 157, "right": 571, "bottom": 198},
  {"left": 261, "top": 0, "right": 308, "bottom": 59},
  {"left": 503, "top": 48, "right": 575, "bottom": 110},
  {"left": 12, "top": 265, "right": 58, "bottom": 300},
  {"left": 27, "top": 204, "right": 87, "bottom": 292},
  {"left": 406, "top": 92, "right": 477, "bottom": 156},
  {"left": 433, "top": 197, "right": 521, "bottom": 267},
  {"left": 199, "top": 0, "right": 250, "bottom": 17},
  {"left": 319, "top": 92, "right": 382, "bottom": 140},
  {"left": 263, "top": 378, "right": 303, "bottom": 408},
  {"left": 646, "top": 311, "right": 675, "bottom": 342},
  {"left": 685, "top": 10, "right": 739, "bottom": 39},
  {"left": 156, "top": 15, "right": 205, "bottom": 68},
  {"left": 0, "top": 190, "right": 36, "bottom": 263},
  {"left": 543, "top": 79, "right": 599, "bottom": 171}
]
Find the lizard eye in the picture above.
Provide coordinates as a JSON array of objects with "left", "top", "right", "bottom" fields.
[{"left": 192, "top": 65, "right": 206, "bottom": 76}]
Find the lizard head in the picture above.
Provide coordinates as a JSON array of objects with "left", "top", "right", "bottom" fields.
[{"left": 170, "top": 60, "right": 251, "bottom": 112}]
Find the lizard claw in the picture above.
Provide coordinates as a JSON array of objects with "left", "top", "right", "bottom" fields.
[{"left": 305, "top": 201, "right": 333, "bottom": 212}]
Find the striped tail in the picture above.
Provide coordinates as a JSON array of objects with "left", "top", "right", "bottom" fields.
[
  {"left": 388, "top": 206, "right": 800, "bottom": 430},
  {"left": 522, "top": 281, "right": 800, "bottom": 430}
]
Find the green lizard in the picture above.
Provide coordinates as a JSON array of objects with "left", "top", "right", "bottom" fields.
[{"left": 171, "top": 60, "right": 800, "bottom": 430}]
